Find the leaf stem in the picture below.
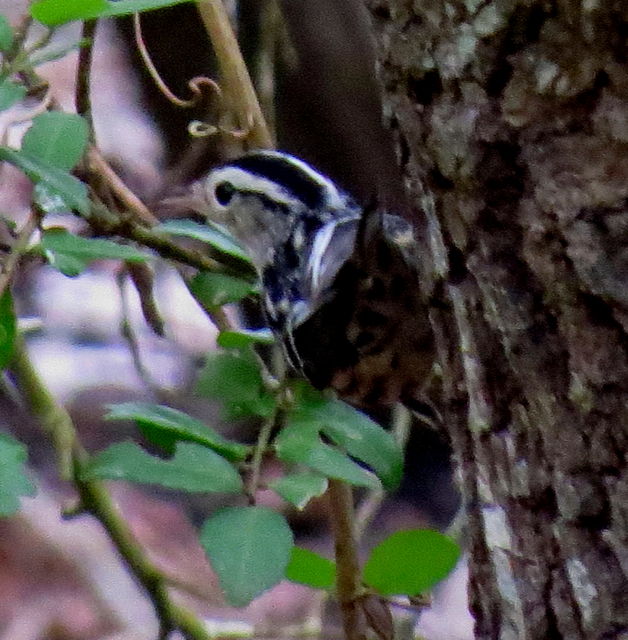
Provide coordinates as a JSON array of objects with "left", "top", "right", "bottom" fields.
[{"left": 246, "top": 412, "right": 276, "bottom": 504}]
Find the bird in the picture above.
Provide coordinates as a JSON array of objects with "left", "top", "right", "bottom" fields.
[{"left": 200, "top": 150, "right": 435, "bottom": 410}]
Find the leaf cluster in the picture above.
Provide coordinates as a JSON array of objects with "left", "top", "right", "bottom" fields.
[{"left": 0, "top": 3, "right": 461, "bottom": 631}]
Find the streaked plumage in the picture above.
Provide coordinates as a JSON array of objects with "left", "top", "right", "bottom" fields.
[{"left": 202, "top": 150, "right": 434, "bottom": 408}]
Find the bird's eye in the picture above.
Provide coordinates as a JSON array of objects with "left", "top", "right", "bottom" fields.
[{"left": 215, "top": 181, "right": 236, "bottom": 206}]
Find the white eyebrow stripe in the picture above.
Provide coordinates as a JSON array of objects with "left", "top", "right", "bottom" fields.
[
  {"left": 227, "top": 150, "right": 347, "bottom": 210},
  {"left": 204, "top": 166, "right": 304, "bottom": 209}
]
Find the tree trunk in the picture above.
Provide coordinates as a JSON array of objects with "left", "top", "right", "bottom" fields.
[{"left": 364, "top": 1, "right": 628, "bottom": 638}]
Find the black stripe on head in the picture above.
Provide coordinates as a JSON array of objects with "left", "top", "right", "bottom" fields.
[
  {"left": 229, "top": 153, "right": 327, "bottom": 209},
  {"left": 238, "top": 190, "right": 291, "bottom": 215}
]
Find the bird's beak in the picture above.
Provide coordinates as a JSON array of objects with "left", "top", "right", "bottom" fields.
[{"left": 154, "top": 181, "right": 208, "bottom": 219}]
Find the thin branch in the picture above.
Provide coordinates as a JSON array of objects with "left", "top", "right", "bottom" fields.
[
  {"left": 327, "top": 479, "right": 367, "bottom": 640},
  {"left": 86, "top": 146, "right": 159, "bottom": 225},
  {"left": 253, "top": 0, "right": 285, "bottom": 141},
  {"left": 24, "top": 25, "right": 55, "bottom": 57},
  {"left": 86, "top": 199, "right": 254, "bottom": 338},
  {"left": 246, "top": 412, "right": 276, "bottom": 504},
  {"left": 0, "top": 87, "right": 52, "bottom": 146},
  {"left": 83, "top": 196, "right": 251, "bottom": 279},
  {"left": 183, "top": 290, "right": 237, "bottom": 336},
  {"left": 9, "top": 333, "right": 75, "bottom": 480},
  {"left": 123, "top": 224, "right": 239, "bottom": 274},
  {"left": 126, "top": 261, "right": 165, "bottom": 337},
  {"left": 13, "top": 22, "right": 158, "bottom": 232},
  {"left": 75, "top": 20, "right": 97, "bottom": 128},
  {"left": 11, "top": 14, "right": 33, "bottom": 56},
  {"left": 77, "top": 477, "right": 213, "bottom": 640},
  {"left": 195, "top": 0, "right": 273, "bottom": 149},
  {"left": 116, "top": 268, "right": 167, "bottom": 399},
  {"left": 0, "top": 211, "right": 38, "bottom": 298},
  {"left": 9, "top": 335, "right": 212, "bottom": 640}
]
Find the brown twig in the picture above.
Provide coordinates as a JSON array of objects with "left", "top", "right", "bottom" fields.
[
  {"left": 327, "top": 479, "right": 367, "bottom": 640},
  {"left": 85, "top": 146, "right": 159, "bottom": 225},
  {"left": 88, "top": 206, "right": 247, "bottom": 280},
  {"left": 24, "top": 24, "right": 54, "bottom": 57},
  {"left": 116, "top": 267, "right": 167, "bottom": 399},
  {"left": 75, "top": 20, "right": 97, "bottom": 129},
  {"left": 0, "top": 211, "right": 39, "bottom": 299},
  {"left": 125, "top": 261, "right": 165, "bottom": 336},
  {"left": 74, "top": 21, "right": 160, "bottom": 228},
  {"left": 252, "top": 0, "right": 285, "bottom": 141},
  {"left": 11, "top": 14, "right": 33, "bottom": 56},
  {"left": 195, "top": 0, "right": 273, "bottom": 149}
]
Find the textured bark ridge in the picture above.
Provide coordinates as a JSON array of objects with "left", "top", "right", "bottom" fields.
[{"left": 364, "top": 1, "right": 628, "bottom": 638}]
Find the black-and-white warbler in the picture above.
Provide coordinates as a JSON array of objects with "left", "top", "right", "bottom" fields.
[{"left": 202, "top": 150, "right": 434, "bottom": 408}]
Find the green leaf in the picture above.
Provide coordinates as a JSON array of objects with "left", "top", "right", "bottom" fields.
[
  {"left": 22, "top": 112, "right": 88, "bottom": 171},
  {"left": 363, "top": 530, "right": 460, "bottom": 597},
  {"left": 83, "top": 441, "right": 243, "bottom": 494},
  {"left": 285, "top": 547, "right": 335, "bottom": 590},
  {"left": 40, "top": 227, "right": 149, "bottom": 276},
  {"left": 0, "top": 433, "right": 36, "bottom": 516},
  {"left": 0, "top": 289, "right": 16, "bottom": 370},
  {"left": 200, "top": 506, "right": 293, "bottom": 607},
  {"left": 31, "top": 0, "right": 195, "bottom": 26},
  {"left": 195, "top": 350, "right": 276, "bottom": 420},
  {"left": 268, "top": 472, "right": 327, "bottom": 510},
  {"left": 0, "top": 147, "right": 89, "bottom": 214},
  {"left": 0, "top": 79, "right": 26, "bottom": 111},
  {"left": 217, "top": 328, "right": 274, "bottom": 350},
  {"left": 0, "top": 15, "right": 14, "bottom": 51},
  {"left": 157, "top": 219, "right": 252, "bottom": 265},
  {"left": 105, "top": 402, "right": 249, "bottom": 461},
  {"left": 286, "top": 382, "right": 403, "bottom": 490},
  {"left": 274, "top": 422, "right": 380, "bottom": 489},
  {"left": 189, "top": 271, "right": 255, "bottom": 309}
]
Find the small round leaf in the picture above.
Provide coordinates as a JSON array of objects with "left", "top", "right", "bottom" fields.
[
  {"left": 363, "top": 529, "right": 460, "bottom": 596},
  {"left": 201, "top": 506, "right": 293, "bottom": 607}
]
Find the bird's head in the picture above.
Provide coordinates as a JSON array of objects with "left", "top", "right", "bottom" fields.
[{"left": 201, "top": 150, "right": 353, "bottom": 270}]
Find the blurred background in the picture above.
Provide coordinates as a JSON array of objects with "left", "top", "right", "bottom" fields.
[{"left": 0, "top": 2, "right": 468, "bottom": 638}]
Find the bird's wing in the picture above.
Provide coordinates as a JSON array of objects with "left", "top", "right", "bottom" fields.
[{"left": 304, "top": 216, "right": 360, "bottom": 305}]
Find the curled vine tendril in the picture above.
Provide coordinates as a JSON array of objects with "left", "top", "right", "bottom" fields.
[
  {"left": 133, "top": 12, "right": 221, "bottom": 109},
  {"left": 133, "top": 12, "right": 253, "bottom": 141}
]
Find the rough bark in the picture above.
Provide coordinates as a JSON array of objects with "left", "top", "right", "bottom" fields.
[{"left": 364, "top": 1, "right": 628, "bottom": 638}]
